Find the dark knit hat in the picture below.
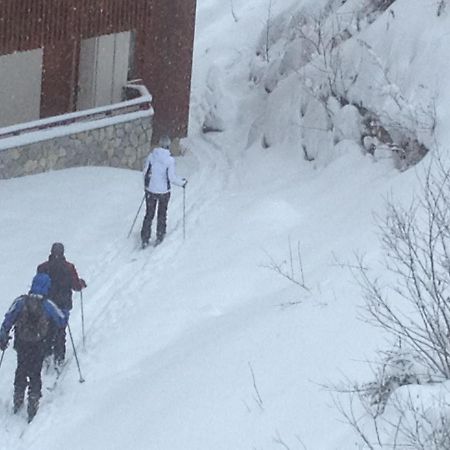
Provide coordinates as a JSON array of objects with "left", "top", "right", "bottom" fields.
[{"left": 51, "top": 242, "right": 64, "bottom": 256}]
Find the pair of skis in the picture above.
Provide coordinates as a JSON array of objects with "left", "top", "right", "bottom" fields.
[
  {"left": 45, "top": 359, "right": 69, "bottom": 392},
  {"left": 141, "top": 238, "right": 164, "bottom": 250}
]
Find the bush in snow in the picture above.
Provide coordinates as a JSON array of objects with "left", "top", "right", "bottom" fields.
[
  {"left": 339, "top": 158, "right": 450, "bottom": 448},
  {"left": 358, "top": 159, "right": 450, "bottom": 379},
  {"left": 361, "top": 343, "right": 432, "bottom": 417},
  {"left": 262, "top": 239, "right": 310, "bottom": 296},
  {"left": 338, "top": 380, "right": 450, "bottom": 449}
]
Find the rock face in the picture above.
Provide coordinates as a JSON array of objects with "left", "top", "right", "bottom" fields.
[{"left": 0, "top": 116, "right": 152, "bottom": 179}]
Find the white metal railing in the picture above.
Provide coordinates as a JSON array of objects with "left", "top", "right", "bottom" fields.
[{"left": 0, "top": 83, "right": 153, "bottom": 141}]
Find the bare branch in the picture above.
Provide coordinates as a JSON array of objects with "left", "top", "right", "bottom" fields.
[
  {"left": 262, "top": 240, "right": 311, "bottom": 293},
  {"left": 248, "top": 362, "right": 264, "bottom": 410}
]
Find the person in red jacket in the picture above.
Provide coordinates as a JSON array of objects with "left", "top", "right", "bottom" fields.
[{"left": 37, "top": 242, "right": 87, "bottom": 366}]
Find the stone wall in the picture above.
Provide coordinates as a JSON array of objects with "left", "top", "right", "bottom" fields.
[{"left": 0, "top": 115, "right": 152, "bottom": 179}]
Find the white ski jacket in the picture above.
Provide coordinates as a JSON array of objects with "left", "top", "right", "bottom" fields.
[{"left": 143, "top": 147, "right": 185, "bottom": 194}]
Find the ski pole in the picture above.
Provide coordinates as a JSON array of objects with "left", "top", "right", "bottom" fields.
[
  {"left": 67, "top": 323, "right": 85, "bottom": 383},
  {"left": 0, "top": 337, "right": 11, "bottom": 369},
  {"left": 80, "top": 291, "right": 85, "bottom": 350},
  {"left": 183, "top": 185, "right": 186, "bottom": 241},
  {"left": 127, "top": 194, "right": 145, "bottom": 238},
  {"left": 0, "top": 349, "right": 5, "bottom": 370}
]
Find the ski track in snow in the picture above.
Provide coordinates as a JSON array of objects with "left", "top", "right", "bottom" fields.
[
  {"left": 80, "top": 136, "right": 234, "bottom": 355},
  {"left": 83, "top": 133, "right": 234, "bottom": 338},
  {"left": 3, "top": 0, "right": 450, "bottom": 447},
  {"left": 0, "top": 131, "right": 236, "bottom": 450}
]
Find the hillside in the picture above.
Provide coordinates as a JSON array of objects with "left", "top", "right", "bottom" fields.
[{"left": 1, "top": 0, "right": 450, "bottom": 448}]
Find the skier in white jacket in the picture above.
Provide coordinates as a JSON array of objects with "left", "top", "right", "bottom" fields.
[{"left": 140, "top": 135, "right": 187, "bottom": 248}]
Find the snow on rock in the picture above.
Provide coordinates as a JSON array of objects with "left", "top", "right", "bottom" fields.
[
  {"left": 333, "top": 104, "right": 363, "bottom": 143},
  {"left": 201, "top": 66, "right": 232, "bottom": 133}
]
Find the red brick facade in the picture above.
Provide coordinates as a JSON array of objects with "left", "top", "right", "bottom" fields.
[{"left": 0, "top": 0, "right": 196, "bottom": 140}]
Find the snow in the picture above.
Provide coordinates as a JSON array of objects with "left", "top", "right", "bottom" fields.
[{"left": 1, "top": 0, "right": 450, "bottom": 448}]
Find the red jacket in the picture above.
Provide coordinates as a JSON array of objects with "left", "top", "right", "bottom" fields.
[{"left": 37, "top": 256, "right": 86, "bottom": 310}]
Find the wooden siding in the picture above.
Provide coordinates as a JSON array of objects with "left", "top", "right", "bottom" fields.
[
  {"left": 0, "top": 0, "right": 196, "bottom": 140},
  {"left": 144, "top": 0, "right": 196, "bottom": 139},
  {"left": 0, "top": 0, "right": 151, "bottom": 54},
  {"left": 40, "top": 41, "right": 78, "bottom": 117}
]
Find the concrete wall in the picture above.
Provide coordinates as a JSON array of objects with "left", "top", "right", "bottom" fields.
[
  {"left": 0, "top": 49, "right": 43, "bottom": 127},
  {"left": 0, "top": 115, "right": 152, "bottom": 179}
]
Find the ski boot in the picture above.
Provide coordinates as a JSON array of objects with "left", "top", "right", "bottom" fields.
[
  {"left": 13, "top": 391, "right": 24, "bottom": 414},
  {"left": 27, "top": 394, "right": 40, "bottom": 423}
]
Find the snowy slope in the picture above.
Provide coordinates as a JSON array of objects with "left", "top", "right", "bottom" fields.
[
  {"left": 1, "top": 0, "right": 450, "bottom": 448},
  {"left": 1, "top": 151, "right": 401, "bottom": 450}
]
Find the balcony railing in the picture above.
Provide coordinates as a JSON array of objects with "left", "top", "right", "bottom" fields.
[{"left": 0, "top": 83, "right": 153, "bottom": 142}]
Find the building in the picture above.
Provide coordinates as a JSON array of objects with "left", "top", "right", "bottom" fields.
[{"left": 0, "top": 0, "right": 196, "bottom": 141}]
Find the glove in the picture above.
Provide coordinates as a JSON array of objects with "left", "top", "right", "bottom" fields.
[
  {"left": 144, "top": 166, "right": 151, "bottom": 189},
  {"left": 80, "top": 278, "right": 87, "bottom": 289},
  {"left": 0, "top": 339, "right": 7, "bottom": 351},
  {"left": 62, "top": 309, "right": 70, "bottom": 326},
  {"left": 182, "top": 178, "right": 188, "bottom": 188},
  {"left": 0, "top": 332, "right": 10, "bottom": 351}
]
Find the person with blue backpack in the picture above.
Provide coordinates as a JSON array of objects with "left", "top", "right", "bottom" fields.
[{"left": 0, "top": 273, "right": 67, "bottom": 422}]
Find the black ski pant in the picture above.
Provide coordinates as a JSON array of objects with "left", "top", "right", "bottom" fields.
[
  {"left": 140, "top": 191, "right": 171, "bottom": 243},
  {"left": 14, "top": 340, "right": 45, "bottom": 403},
  {"left": 45, "top": 320, "right": 67, "bottom": 364}
]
